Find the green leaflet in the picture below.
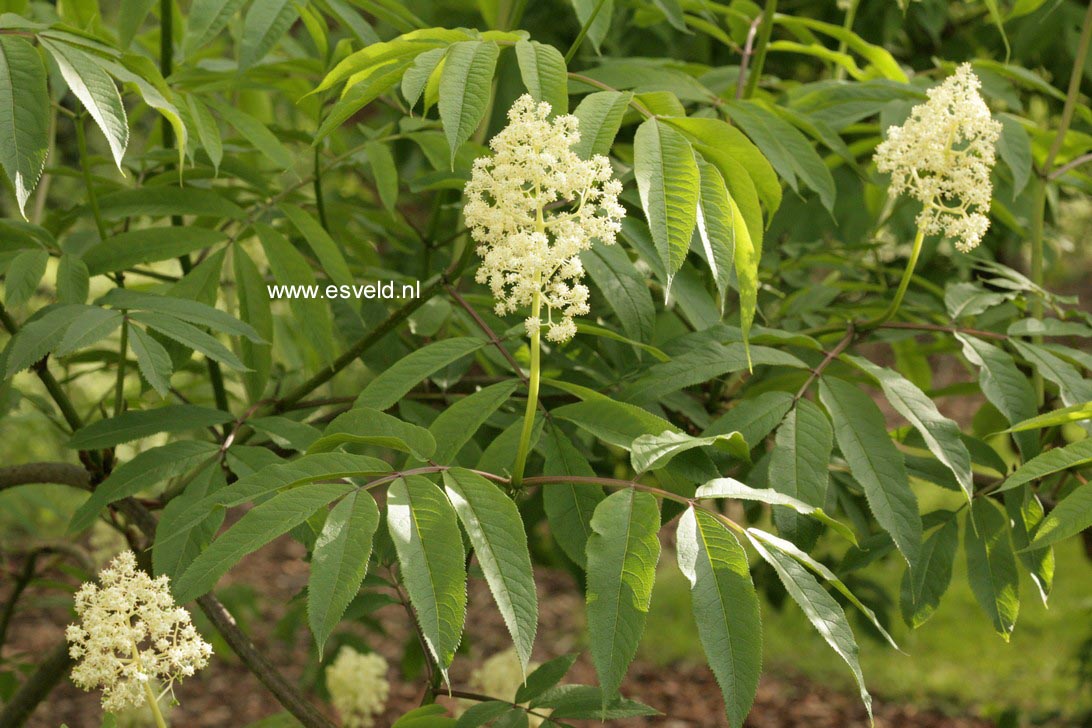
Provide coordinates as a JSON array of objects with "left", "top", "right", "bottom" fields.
[
  {"left": 356, "top": 337, "right": 485, "bottom": 411},
  {"left": 702, "top": 391, "right": 795, "bottom": 446},
  {"left": 364, "top": 140, "right": 399, "bottom": 213},
  {"left": 185, "top": 0, "right": 248, "bottom": 55},
  {"left": 1, "top": 304, "right": 91, "bottom": 377},
  {"left": 845, "top": 355, "right": 974, "bottom": 503},
  {"left": 1013, "top": 340, "right": 1092, "bottom": 408},
  {"left": 130, "top": 311, "right": 247, "bottom": 371},
  {"left": 664, "top": 117, "right": 781, "bottom": 224},
  {"left": 40, "top": 38, "right": 128, "bottom": 170},
  {"left": 585, "top": 489, "right": 661, "bottom": 703},
  {"left": 767, "top": 399, "right": 832, "bottom": 549},
  {"left": 581, "top": 243, "right": 655, "bottom": 344},
  {"left": 438, "top": 41, "right": 500, "bottom": 166},
  {"left": 820, "top": 377, "right": 922, "bottom": 569},
  {"left": 308, "top": 407, "right": 437, "bottom": 460},
  {"left": 1004, "top": 487, "right": 1053, "bottom": 605},
  {"left": 571, "top": 90, "right": 630, "bottom": 159},
  {"left": 747, "top": 527, "right": 895, "bottom": 648},
  {"left": 722, "top": 100, "right": 836, "bottom": 212},
  {"left": 426, "top": 380, "right": 518, "bottom": 464},
  {"left": 4, "top": 249, "right": 47, "bottom": 309},
  {"left": 280, "top": 203, "right": 353, "bottom": 288},
  {"left": 82, "top": 228, "right": 226, "bottom": 275},
  {"left": 308, "top": 489, "right": 380, "bottom": 656},
  {"left": 514, "top": 40, "right": 568, "bottom": 114},
  {"left": 554, "top": 398, "right": 680, "bottom": 449},
  {"left": 68, "top": 440, "right": 220, "bottom": 534},
  {"left": 255, "top": 223, "right": 336, "bottom": 361},
  {"left": 443, "top": 468, "right": 538, "bottom": 674},
  {"left": 173, "top": 481, "right": 355, "bottom": 603},
  {"left": 693, "top": 156, "right": 735, "bottom": 308},
  {"left": 155, "top": 453, "right": 392, "bottom": 553},
  {"left": 402, "top": 47, "right": 446, "bottom": 111},
  {"left": 207, "top": 99, "right": 293, "bottom": 170},
  {"left": 186, "top": 94, "right": 222, "bottom": 173},
  {"left": 514, "top": 654, "right": 579, "bottom": 704},
  {"left": 900, "top": 516, "right": 958, "bottom": 629},
  {"left": 239, "top": 0, "right": 298, "bottom": 68},
  {"left": 233, "top": 248, "right": 273, "bottom": 403},
  {"left": 998, "top": 114, "right": 1032, "bottom": 197},
  {"left": 94, "top": 55, "right": 187, "bottom": 171},
  {"left": 996, "top": 438, "right": 1092, "bottom": 494},
  {"left": 530, "top": 685, "right": 659, "bottom": 720},
  {"left": 964, "top": 499, "right": 1020, "bottom": 641},
  {"left": 728, "top": 192, "right": 758, "bottom": 370},
  {"left": 1028, "top": 481, "right": 1092, "bottom": 550},
  {"left": 676, "top": 508, "right": 761, "bottom": 728},
  {"left": 248, "top": 417, "right": 322, "bottom": 452},
  {"left": 569, "top": 0, "right": 614, "bottom": 52},
  {"left": 631, "top": 430, "right": 749, "bottom": 473},
  {"left": 152, "top": 462, "right": 226, "bottom": 581},
  {"left": 956, "top": 333, "right": 1038, "bottom": 459},
  {"left": 98, "top": 288, "right": 262, "bottom": 341},
  {"left": 96, "top": 187, "right": 246, "bottom": 220},
  {"left": 623, "top": 342, "right": 805, "bottom": 403},
  {"left": 696, "top": 478, "right": 856, "bottom": 546},
  {"left": 747, "top": 532, "right": 872, "bottom": 721},
  {"left": 128, "top": 323, "right": 172, "bottom": 396},
  {"left": 0, "top": 35, "right": 49, "bottom": 218},
  {"left": 633, "top": 117, "right": 700, "bottom": 286},
  {"left": 542, "top": 427, "right": 604, "bottom": 569},
  {"left": 315, "top": 28, "right": 469, "bottom": 95},
  {"left": 55, "top": 255, "right": 90, "bottom": 305},
  {"left": 387, "top": 476, "right": 467, "bottom": 678},
  {"left": 67, "top": 405, "right": 231, "bottom": 449}
]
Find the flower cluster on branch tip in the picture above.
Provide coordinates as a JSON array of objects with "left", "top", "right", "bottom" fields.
[
  {"left": 463, "top": 94, "right": 626, "bottom": 343},
  {"left": 874, "top": 63, "right": 1002, "bottom": 253},
  {"left": 65, "top": 551, "right": 212, "bottom": 713}
]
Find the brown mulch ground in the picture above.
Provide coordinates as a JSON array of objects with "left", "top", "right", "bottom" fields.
[{"left": 4, "top": 532, "right": 994, "bottom": 728}]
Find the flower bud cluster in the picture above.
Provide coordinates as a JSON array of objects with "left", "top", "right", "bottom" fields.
[
  {"left": 874, "top": 64, "right": 1001, "bottom": 252},
  {"left": 325, "top": 647, "right": 391, "bottom": 727},
  {"left": 65, "top": 551, "right": 212, "bottom": 713},
  {"left": 464, "top": 94, "right": 625, "bottom": 342}
]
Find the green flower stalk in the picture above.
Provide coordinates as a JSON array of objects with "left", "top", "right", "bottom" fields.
[
  {"left": 463, "top": 95, "right": 625, "bottom": 486},
  {"left": 871, "top": 64, "right": 1002, "bottom": 325}
]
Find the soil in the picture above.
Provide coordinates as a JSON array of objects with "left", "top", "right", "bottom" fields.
[{"left": 3, "top": 532, "right": 994, "bottom": 728}]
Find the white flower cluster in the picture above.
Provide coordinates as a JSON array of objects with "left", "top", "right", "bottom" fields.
[
  {"left": 466, "top": 648, "right": 544, "bottom": 727},
  {"left": 325, "top": 647, "right": 390, "bottom": 728},
  {"left": 464, "top": 94, "right": 626, "bottom": 343},
  {"left": 874, "top": 64, "right": 1002, "bottom": 252},
  {"left": 65, "top": 551, "right": 212, "bottom": 713}
]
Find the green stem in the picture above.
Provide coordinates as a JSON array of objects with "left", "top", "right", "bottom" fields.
[
  {"left": 862, "top": 224, "right": 925, "bottom": 328},
  {"left": 313, "top": 146, "right": 329, "bottom": 230},
  {"left": 510, "top": 291, "right": 541, "bottom": 489},
  {"left": 743, "top": 0, "right": 777, "bottom": 98},
  {"left": 1029, "top": 177, "right": 1046, "bottom": 405},
  {"left": 564, "top": 0, "right": 609, "bottom": 63},
  {"left": 159, "top": 0, "right": 174, "bottom": 145},
  {"left": 114, "top": 318, "right": 129, "bottom": 417},
  {"left": 833, "top": 0, "right": 859, "bottom": 81},
  {"left": 75, "top": 116, "right": 108, "bottom": 243},
  {"left": 143, "top": 679, "right": 168, "bottom": 728}
]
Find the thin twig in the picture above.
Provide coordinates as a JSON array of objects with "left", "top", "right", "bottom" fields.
[
  {"left": 794, "top": 324, "right": 856, "bottom": 401},
  {"left": 735, "top": 14, "right": 764, "bottom": 100}
]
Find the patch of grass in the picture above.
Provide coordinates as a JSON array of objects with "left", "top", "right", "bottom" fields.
[{"left": 642, "top": 530, "right": 1092, "bottom": 721}]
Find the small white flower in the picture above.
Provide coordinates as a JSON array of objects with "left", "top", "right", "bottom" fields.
[
  {"left": 66, "top": 551, "right": 212, "bottom": 713},
  {"left": 464, "top": 95, "right": 626, "bottom": 342},
  {"left": 874, "top": 64, "right": 1002, "bottom": 252},
  {"left": 325, "top": 647, "right": 390, "bottom": 728}
]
